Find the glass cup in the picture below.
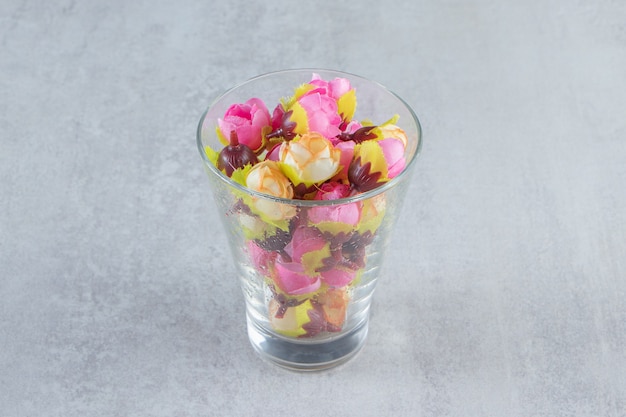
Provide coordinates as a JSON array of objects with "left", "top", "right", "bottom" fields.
[{"left": 197, "top": 69, "right": 422, "bottom": 370}]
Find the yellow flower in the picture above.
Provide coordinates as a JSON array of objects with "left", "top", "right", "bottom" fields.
[
  {"left": 245, "top": 161, "right": 296, "bottom": 222},
  {"left": 278, "top": 132, "right": 342, "bottom": 187}
]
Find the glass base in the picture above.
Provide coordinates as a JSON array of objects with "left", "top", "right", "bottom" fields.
[{"left": 246, "top": 317, "right": 369, "bottom": 371}]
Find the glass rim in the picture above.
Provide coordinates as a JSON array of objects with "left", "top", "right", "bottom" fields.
[{"left": 196, "top": 68, "right": 423, "bottom": 207}]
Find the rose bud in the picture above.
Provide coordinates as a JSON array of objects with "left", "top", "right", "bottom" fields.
[
  {"left": 245, "top": 160, "right": 297, "bottom": 222},
  {"left": 246, "top": 240, "right": 276, "bottom": 275},
  {"left": 218, "top": 98, "right": 271, "bottom": 153},
  {"left": 332, "top": 140, "right": 356, "bottom": 182},
  {"left": 378, "top": 123, "right": 408, "bottom": 148},
  {"left": 283, "top": 225, "right": 331, "bottom": 275},
  {"left": 273, "top": 257, "right": 321, "bottom": 296},
  {"left": 278, "top": 132, "right": 342, "bottom": 187},
  {"left": 308, "top": 182, "right": 361, "bottom": 235},
  {"left": 320, "top": 266, "right": 357, "bottom": 288},
  {"left": 377, "top": 123, "right": 408, "bottom": 178},
  {"left": 289, "top": 92, "right": 342, "bottom": 140},
  {"left": 308, "top": 73, "right": 357, "bottom": 123},
  {"left": 216, "top": 131, "right": 258, "bottom": 177},
  {"left": 378, "top": 137, "right": 406, "bottom": 179},
  {"left": 274, "top": 78, "right": 346, "bottom": 140}
]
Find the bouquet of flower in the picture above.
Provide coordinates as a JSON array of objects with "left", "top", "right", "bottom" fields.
[{"left": 204, "top": 74, "right": 409, "bottom": 338}]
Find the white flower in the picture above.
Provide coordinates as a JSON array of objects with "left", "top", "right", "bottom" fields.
[{"left": 278, "top": 132, "right": 342, "bottom": 186}]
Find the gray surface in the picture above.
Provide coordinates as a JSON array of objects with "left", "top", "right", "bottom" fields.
[{"left": 1, "top": 0, "right": 625, "bottom": 416}]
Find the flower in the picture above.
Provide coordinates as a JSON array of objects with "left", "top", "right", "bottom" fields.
[
  {"left": 218, "top": 98, "right": 271, "bottom": 153},
  {"left": 308, "top": 182, "right": 361, "bottom": 234},
  {"left": 308, "top": 73, "right": 357, "bottom": 122},
  {"left": 332, "top": 140, "right": 355, "bottom": 182},
  {"left": 246, "top": 160, "right": 293, "bottom": 198},
  {"left": 278, "top": 132, "right": 342, "bottom": 186},
  {"left": 245, "top": 160, "right": 296, "bottom": 221},
  {"left": 309, "top": 74, "right": 352, "bottom": 101},
  {"left": 320, "top": 267, "right": 357, "bottom": 288},
  {"left": 289, "top": 92, "right": 343, "bottom": 140},
  {"left": 314, "top": 181, "right": 351, "bottom": 201},
  {"left": 283, "top": 226, "right": 331, "bottom": 274},
  {"left": 205, "top": 73, "right": 416, "bottom": 339},
  {"left": 270, "top": 74, "right": 355, "bottom": 141},
  {"left": 246, "top": 240, "right": 276, "bottom": 274},
  {"left": 215, "top": 131, "right": 259, "bottom": 177},
  {"left": 379, "top": 123, "right": 408, "bottom": 148},
  {"left": 273, "top": 257, "right": 321, "bottom": 295},
  {"left": 377, "top": 123, "right": 407, "bottom": 178},
  {"left": 284, "top": 226, "right": 325, "bottom": 262},
  {"left": 378, "top": 137, "right": 406, "bottom": 178}
]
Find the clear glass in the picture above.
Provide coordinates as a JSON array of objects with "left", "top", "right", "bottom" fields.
[{"left": 197, "top": 69, "right": 422, "bottom": 370}]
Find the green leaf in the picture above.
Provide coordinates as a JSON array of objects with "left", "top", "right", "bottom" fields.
[
  {"left": 230, "top": 163, "right": 254, "bottom": 187},
  {"left": 204, "top": 145, "right": 219, "bottom": 166},
  {"left": 215, "top": 126, "right": 229, "bottom": 146},
  {"left": 381, "top": 114, "right": 400, "bottom": 126}
]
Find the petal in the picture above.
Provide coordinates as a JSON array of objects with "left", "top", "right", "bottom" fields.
[
  {"left": 298, "top": 93, "right": 342, "bottom": 138},
  {"left": 284, "top": 226, "right": 328, "bottom": 263},
  {"left": 379, "top": 138, "right": 406, "bottom": 178},
  {"left": 329, "top": 77, "right": 352, "bottom": 99},
  {"left": 320, "top": 267, "right": 357, "bottom": 287},
  {"left": 379, "top": 138, "right": 405, "bottom": 164},
  {"left": 333, "top": 141, "right": 355, "bottom": 180},
  {"left": 246, "top": 240, "right": 275, "bottom": 273},
  {"left": 274, "top": 261, "right": 321, "bottom": 295},
  {"left": 308, "top": 203, "right": 362, "bottom": 235},
  {"left": 337, "top": 88, "right": 356, "bottom": 121},
  {"left": 314, "top": 182, "right": 351, "bottom": 200}
]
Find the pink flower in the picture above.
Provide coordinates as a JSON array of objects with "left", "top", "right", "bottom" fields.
[
  {"left": 332, "top": 140, "right": 355, "bottom": 181},
  {"left": 284, "top": 226, "right": 327, "bottom": 263},
  {"left": 246, "top": 240, "right": 275, "bottom": 273},
  {"left": 308, "top": 182, "right": 361, "bottom": 233},
  {"left": 218, "top": 98, "right": 271, "bottom": 153},
  {"left": 273, "top": 257, "right": 321, "bottom": 295},
  {"left": 320, "top": 267, "right": 357, "bottom": 288},
  {"left": 292, "top": 93, "right": 342, "bottom": 140},
  {"left": 377, "top": 123, "right": 408, "bottom": 178},
  {"left": 308, "top": 202, "right": 361, "bottom": 231},
  {"left": 378, "top": 137, "right": 406, "bottom": 178},
  {"left": 314, "top": 182, "right": 351, "bottom": 201},
  {"left": 271, "top": 75, "right": 356, "bottom": 141},
  {"left": 309, "top": 73, "right": 353, "bottom": 101},
  {"left": 307, "top": 74, "right": 357, "bottom": 123}
]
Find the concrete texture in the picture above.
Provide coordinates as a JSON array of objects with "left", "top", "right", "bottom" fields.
[{"left": 1, "top": 0, "right": 625, "bottom": 416}]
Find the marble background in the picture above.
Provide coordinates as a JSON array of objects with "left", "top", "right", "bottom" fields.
[{"left": 1, "top": 0, "right": 625, "bottom": 416}]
